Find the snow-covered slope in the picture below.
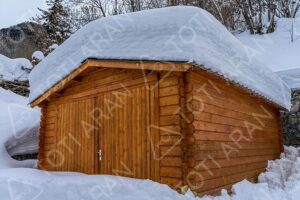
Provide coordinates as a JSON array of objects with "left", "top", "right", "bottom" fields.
[
  {"left": 276, "top": 68, "right": 300, "bottom": 89},
  {"left": 238, "top": 17, "right": 300, "bottom": 89},
  {"left": 0, "top": 88, "right": 40, "bottom": 168},
  {"left": 0, "top": 54, "right": 33, "bottom": 81},
  {"left": 29, "top": 6, "right": 290, "bottom": 109}
]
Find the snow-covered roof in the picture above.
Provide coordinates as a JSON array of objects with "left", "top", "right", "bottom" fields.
[{"left": 29, "top": 6, "right": 291, "bottom": 109}]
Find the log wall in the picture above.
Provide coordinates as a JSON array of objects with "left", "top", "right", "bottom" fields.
[
  {"left": 38, "top": 68, "right": 184, "bottom": 184},
  {"left": 158, "top": 72, "right": 187, "bottom": 189},
  {"left": 186, "top": 69, "right": 282, "bottom": 195},
  {"left": 37, "top": 65, "right": 283, "bottom": 195}
]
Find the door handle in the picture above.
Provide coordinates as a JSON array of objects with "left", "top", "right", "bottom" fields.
[{"left": 98, "top": 149, "right": 102, "bottom": 161}]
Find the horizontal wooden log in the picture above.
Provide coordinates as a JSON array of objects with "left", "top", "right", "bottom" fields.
[
  {"left": 193, "top": 168, "right": 263, "bottom": 193},
  {"left": 192, "top": 154, "right": 278, "bottom": 171},
  {"left": 192, "top": 161, "right": 267, "bottom": 181},
  {"left": 194, "top": 148, "right": 280, "bottom": 160},
  {"left": 194, "top": 140, "right": 278, "bottom": 151},
  {"left": 159, "top": 95, "right": 180, "bottom": 106},
  {"left": 194, "top": 131, "right": 279, "bottom": 143},
  {"left": 160, "top": 115, "right": 181, "bottom": 126},
  {"left": 159, "top": 85, "right": 179, "bottom": 97},
  {"left": 160, "top": 167, "right": 182, "bottom": 178},
  {"left": 160, "top": 157, "right": 183, "bottom": 167},
  {"left": 159, "top": 76, "right": 179, "bottom": 88},
  {"left": 160, "top": 105, "right": 180, "bottom": 116},
  {"left": 160, "top": 177, "right": 182, "bottom": 189}
]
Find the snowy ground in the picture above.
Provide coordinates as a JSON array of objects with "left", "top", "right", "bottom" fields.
[
  {"left": 237, "top": 17, "right": 300, "bottom": 89},
  {"left": 0, "top": 147, "right": 297, "bottom": 200}
]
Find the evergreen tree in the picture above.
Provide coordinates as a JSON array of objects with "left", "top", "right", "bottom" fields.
[{"left": 35, "top": 0, "right": 72, "bottom": 50}]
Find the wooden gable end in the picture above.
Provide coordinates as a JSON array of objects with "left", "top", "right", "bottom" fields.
[{"left": 30, "top": 59, "right": 192, "bottom": 108}]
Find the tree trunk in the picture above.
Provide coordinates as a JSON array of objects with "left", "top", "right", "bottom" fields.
[
  {"left": 267, "top": 4, "right": 276, "bottom": 33},
  {"left": 242, "top": 1, "right": 255, "bottom": 34}
]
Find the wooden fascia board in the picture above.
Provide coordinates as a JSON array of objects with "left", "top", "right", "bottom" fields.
[
  {"left": 87, "top": 59, "right": 192, "bottom": 72},
  {"left": 30, "top": 59, "right": 192, "bottom": 107},
  {"left": 30, "top": 61, "right": 91, "bottom": 107}
]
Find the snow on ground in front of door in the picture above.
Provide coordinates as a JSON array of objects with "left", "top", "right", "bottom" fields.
[
  {"left": 0, "top": 146, "right": 299, "bottom": 200},
  {"left": 0, "top": 88, "right": 40, "bottom": 168}
]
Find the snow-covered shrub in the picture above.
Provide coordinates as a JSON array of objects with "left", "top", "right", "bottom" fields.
[
  {"left": 32, "top": 51, "right": 45, "bottom": 61},
  {"left": 0, "top": 54, "right": 32, "bottom": 81},
  {"left": 49, "top": 43, "right": 58, "bottom": 50}
]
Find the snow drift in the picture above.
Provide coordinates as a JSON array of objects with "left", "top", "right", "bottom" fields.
[
  {"left": 0, "top": 147, "right": 299, "bottom": 200},
  {"left": 0, "top": 54, "right": 33, "bottom": 81},
  {"left": 0, "top": 88, "right": 40, "bottom": 168},
  {"left": 29, "top": 6, "right": 290, "bottom": 109}
]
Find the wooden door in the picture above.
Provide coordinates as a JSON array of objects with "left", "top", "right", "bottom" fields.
[
  {"left": 96, "top": 84, "right": 158, "bottom": 180},
  {"left": 56, "top": 98, "right": 97, "bottom": 174}
]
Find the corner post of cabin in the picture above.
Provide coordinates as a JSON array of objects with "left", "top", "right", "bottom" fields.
[
  {"left": 157, "top": 70, "right": 184, "bottom": 189},
  {"left": 37, "top": 102, "right": 47, "bottom": 169},
  {"left": 182, "top": 71, "right": 197, "bottom": 190},
  {"left": 277, "top": 110, "right": 285, "bottom": 152}
]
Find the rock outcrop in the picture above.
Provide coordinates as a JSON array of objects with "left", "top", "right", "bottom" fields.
[
  {"left": 282, "top": 89, "right": 300, "bottom": 146},
  {"left": 0, "top": 22, "right": 47, "bottom": 60}
]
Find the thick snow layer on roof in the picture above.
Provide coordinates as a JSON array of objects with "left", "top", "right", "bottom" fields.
[
  {"left": 29, "top": 6, "right": 291, "bottom": 109},
  {"left": 0, "top": 54, "right": 33, "bottom": 81},
  {"left": 0, "top": 88, "right": 40, "bottom": 168}
]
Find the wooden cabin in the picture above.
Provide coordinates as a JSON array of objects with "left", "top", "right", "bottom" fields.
[{"left": 29, "top": 7, "right": 290, "bottom": 196}]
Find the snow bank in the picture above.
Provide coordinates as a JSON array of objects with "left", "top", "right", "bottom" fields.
[
  {"left": 0, "top": 54, "right": 33, "bottom": 81},
  {"left": 29, "top": 6, "right": 290, "bottom": 109},
  {"left": 0, "top": 147, "right": 300, "bottom": 200},
  {"left": 0, "top": 88, "right": 40, "bottom": 168},
  {"left": 0, "top": 169, "right": 187, "bottom": 200},
  {"left": 228, "top": 146, "right": 300, "bottom": 200},
  {"left": 259, "top": 146, "right": 300, "bottom": 188}
]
